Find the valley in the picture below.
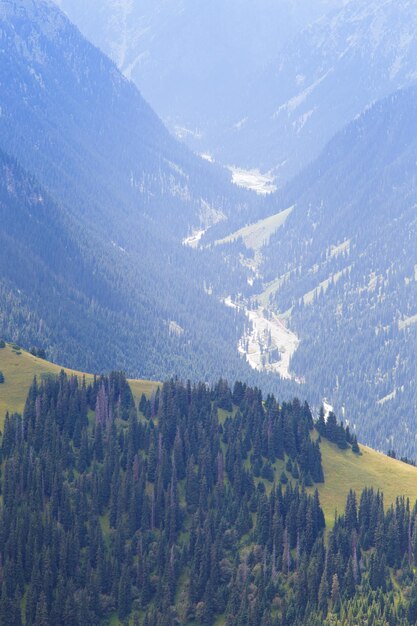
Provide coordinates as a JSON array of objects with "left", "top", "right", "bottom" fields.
[
  {"left": 9, "top": 0, "right": 417, "bottom": 460},
  {"left": 3, "top": 1, "right": 417, "bottom": 624}
]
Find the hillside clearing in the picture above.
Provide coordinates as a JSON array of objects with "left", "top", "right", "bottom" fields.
[
  {"left": 215, "top": 206, "right": 294, "bottom": 251},
  {"left": 303, "top": 265, "right": 352, "bottom": 305},
  {"left": 399, "top": 312, "right": 417, "bottom": 330},
  {"left": 315, "top": 438, "right": 417, "bottom": 525},
  {"left": 257, "top": 272, "right": 292, "bottom": 308}
]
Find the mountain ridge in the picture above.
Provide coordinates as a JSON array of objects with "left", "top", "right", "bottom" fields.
[{"left": 2, "top": 339, "right": 417, "bottom": 530}]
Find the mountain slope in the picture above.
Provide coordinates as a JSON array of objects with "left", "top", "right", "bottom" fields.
[
  {"left": 0, "top": 342, "right": 158, "bottom": 421},
  {"left": 2, "top": 359, "right": 417, "bottom": 623},
  {"left": 0, "top": 0, "right": 258, "bottom": 239},
  {"left": 257, "top": 84, "right": 417, "bottom": 455},
  {"left": 234, "top": 0, "right": 417, "bottom": 183},
  {"left": 59, "top": 0, "right": 417, "bottom": 188},
  {"left": 0, "top": 0, "right": 270, "bottom": 384},
  {"left": 54, "top": 0, "right": 344, "bottom": 173},
  {"left": 0, "top": 145, "right": 254, "bottom": 382}
]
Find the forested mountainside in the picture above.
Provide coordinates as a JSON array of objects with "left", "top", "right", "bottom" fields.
[
  {"left": 0, "top": 0, "right": 263, "bottom": 240},
  {"left": 3, "top": 0, "right": 417, "bottom": 461},
  {"left": 2, "top": 370, "right": 417, "bottom": 625},
  {"left": 0, "top": 0, "right": 273, "bottom": 386},
  {"left": 252, "top": 84, "right": 417, "bottom": 456},
  {"left": 5, "top": 1, "right": 417, "bottom": 623},
  {"left": 0, "top": 142, "right": 260, "bottom": 385},
  {"left": 54, "top": 0, "right": 343, "bottom": 173}
]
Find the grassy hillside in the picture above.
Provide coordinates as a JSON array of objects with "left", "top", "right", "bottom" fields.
[
  {"left": 315, "top": 438, "right": 417, "bottom": 525},
  {"left": 215, "top": 206, "right": 293, "bottom": 251},
  {"left": 0, "top": 343, "right": 159, "bottom": 423},
  {"left": 1, "top": 342, "right": 417, "bottom": 530}
]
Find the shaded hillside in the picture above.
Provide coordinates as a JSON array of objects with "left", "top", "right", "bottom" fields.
[
  {"left": 0, "top": 0, "right": 260, "bottom": 240},
  {"left": 0, "top": 148, "right": 257, "bottom": 383},
  {"left": 231, "top": 0, "right": 417, "bottom": 182},
  {"left": 0, "top": 0, "right": 272, "bottom": 386},
  {"left": 59, "top": 0, "right": 417, "bottom": 187}
]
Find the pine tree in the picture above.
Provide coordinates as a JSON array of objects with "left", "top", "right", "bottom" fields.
[
  {"left": 34, "top": 591, "right": 49, "bottom": 626},
  {"left": 118, "top": 565, "right": 132, "bottom": 619},
  {"left": 352, "top": 436, "right": 360, "bottom": 454},
  {"left": 330, "top": 573, "right": 341, "bottom": 614}
]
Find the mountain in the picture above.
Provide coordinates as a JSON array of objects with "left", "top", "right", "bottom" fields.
[
  {"left": 0, "top": 0, "right": 272, "bottom": 385},
  {"left": 232, "top": 0, "right": 417, "bottom": 184},
  {"left": 0, "top": 0, "right": 259, "bottom": 239},
  {"left": 55, "top": 0, "right": 417, "bottom": 188},
  {"left": 2, "top": 346, "right": 417, "bottom": 624},
  {"left": 4, "top": 0, "right": 417, "bottom": 457},
  {"left": 54, "top": 0, "right": 344, "bottom": 174},
  {"left": 251, "top": 84, "right": 417, "bottom": 456}
]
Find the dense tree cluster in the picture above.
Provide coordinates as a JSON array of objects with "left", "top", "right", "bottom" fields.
[
  {"left": 1, "top": 373, "right": 417, "bottom": 624},
  {"left": 316, "top": 408, "right": 359, "bottom": 453},
  {"left": 0, "top": 373, "right": 324, "bottom": 625},
  {"left": 29, "top": 347, "right": 47, "bottom": 360},
  {"left": 311, "top": 488, "right": 417, "bottom": 624}
]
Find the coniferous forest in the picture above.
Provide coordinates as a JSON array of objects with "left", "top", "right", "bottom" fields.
[{"left": 1, "top": 371, "right": 417, "bottom": 625}]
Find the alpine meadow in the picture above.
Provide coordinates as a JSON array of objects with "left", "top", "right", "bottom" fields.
[{"left": 1, "top": 1, "right": 417, "bottom": 625}]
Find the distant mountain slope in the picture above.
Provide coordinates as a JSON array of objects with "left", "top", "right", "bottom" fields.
[
  {"left": 0, "top": 0, "right": 271, "bottom": 385},
  {"left": 259, "top": 84, "right": 417, "bottom": 455},
  {"left": 55, "top": 0, "right": 417, "bottom": 187},
  {"left": 0, "top": 148, "right": 183, "bottom": 377},
  {"left": 0, "top": 0, "right": 258, "bottom": 240},
  {"left": 54, "top": 0, "right": 344, "bottom": 172},
  {"left": 235, "top": 0, "right": 417, "bottom": 183}
]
